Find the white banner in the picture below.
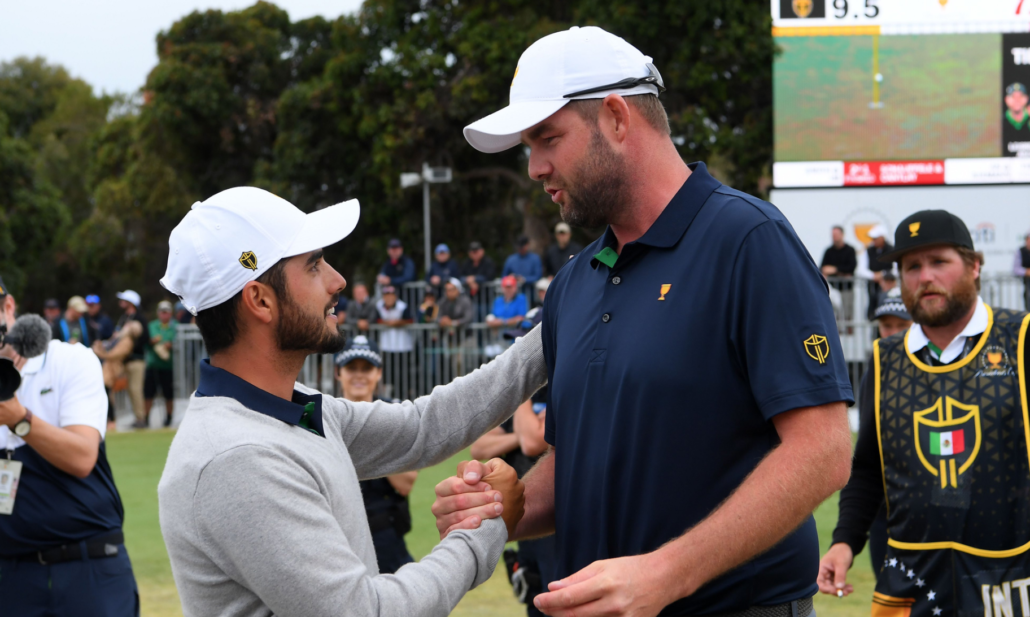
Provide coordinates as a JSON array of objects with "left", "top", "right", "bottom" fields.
[{"left": 770, "top": 185, "right": 1030, "bottom": 276}]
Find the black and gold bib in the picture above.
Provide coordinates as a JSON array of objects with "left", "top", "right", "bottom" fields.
[{"left": 872, "top": 306, "right": 1030, "bottom": 617}]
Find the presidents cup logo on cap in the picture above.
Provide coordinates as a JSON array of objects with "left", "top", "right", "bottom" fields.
[
  {"left": 161, "top": 187, "right": 359, "bottom": 315},
  {"left": 909, "top": 222, "right": 921, "bottom": 237},
  {"left": 239, "top": 251, "right": 258, "bottom": 271}
]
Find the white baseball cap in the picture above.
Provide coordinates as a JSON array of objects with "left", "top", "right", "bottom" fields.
[
  {"left": 116, "top": 290, "right": 141, "bottom": 307},
  {"left": 463, "top": 26, "right": 664, "bottom": 154},
  {"left": 160, "top": 187, "right": 360, "bottom": 315}
]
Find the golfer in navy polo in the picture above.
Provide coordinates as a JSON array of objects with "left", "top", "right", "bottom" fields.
[{"left": 432, "top": 26, "right": 854, "bottom": 616}]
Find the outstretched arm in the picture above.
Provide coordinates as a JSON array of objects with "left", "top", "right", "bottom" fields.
[{"left": 338, "top": 326, "right": 547, "bottom": 480}]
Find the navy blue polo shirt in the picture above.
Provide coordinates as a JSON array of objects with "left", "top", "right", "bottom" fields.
[
  {"left": 196, "top": 360, "right": 326, "bottom": 438},
  {"left": 542, "top": 163, "right": 853, "bottom": 614},
  {"left": 0, "top": 443, "right": 124, "bottom": 557}
]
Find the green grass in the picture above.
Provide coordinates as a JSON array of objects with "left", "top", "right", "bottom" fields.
[{"left": 106, "top": 431, "right": 877, "bottom": 617}]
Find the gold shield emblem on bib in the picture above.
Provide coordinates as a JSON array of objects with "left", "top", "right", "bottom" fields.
[
  {"left": 792, "top": 0, "right": 813, "bottom": 18},
  {"left": 913, "top": 397, "right": 981, "bottom": 489}
]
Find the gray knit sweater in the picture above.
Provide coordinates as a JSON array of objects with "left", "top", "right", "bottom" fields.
[{"left": 158, "top": 326, "right": 546, "bottom": 617}]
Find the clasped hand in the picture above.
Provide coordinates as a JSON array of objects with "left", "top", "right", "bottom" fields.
[
  {"left": 431, "top": 460, "right": 673, "bottom": 616},
  {"left": 431, "top": 459, "right": 524, "bottom": 539}
]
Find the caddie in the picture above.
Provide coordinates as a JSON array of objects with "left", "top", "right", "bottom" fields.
[
  {"left": 818, "top": 210, "right": 1030, "bottom": 617},
  {"left": 157, "top": 187, "right": 546, "bottom": 616}
]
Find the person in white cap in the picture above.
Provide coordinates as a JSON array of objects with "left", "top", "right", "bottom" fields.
[
  {"left": 855, "top": 224, "right": 896, "bottom": 320},
  {"left": 434, "top": 26, "right": 853, "bottom": 617},
  {"left": 114, "top": 289, "right": 149, "bottom": 428},
  {"left": 157, "top": 187, "right": 548, "bottom": 617}
]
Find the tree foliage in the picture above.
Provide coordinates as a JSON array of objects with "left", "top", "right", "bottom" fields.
[{"left": 1, "top": 0, "right": 774, "bottom": 311}]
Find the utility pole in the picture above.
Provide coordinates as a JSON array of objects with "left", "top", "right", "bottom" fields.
[{"left": 400, "top": 163, "right": 453, "bottom": 274}]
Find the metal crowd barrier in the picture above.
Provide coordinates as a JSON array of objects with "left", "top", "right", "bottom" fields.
[
  {"left": 173, "top": 322, "right": 515, "bottom": 402},
  {"left": 169, "top": 275, "right": 1029, "bottom": 415}
]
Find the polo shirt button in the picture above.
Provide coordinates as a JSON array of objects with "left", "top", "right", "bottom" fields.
[
  {"left": 612, "top": 276, "right": 621, "bottom": 285},
  {"left": 602, "top": 313, "right": 611, "bottom": 323}
]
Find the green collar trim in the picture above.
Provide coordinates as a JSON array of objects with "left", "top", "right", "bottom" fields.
[
  {"left": 299, "top": 402, "right": 321, "bottom": 436},
  {"left": 593, "top": 247, "right": 619, "bottom": 269},
  {"left": 926, "top": 340, "right": 943, "bottom": 359},
  {"left": 1006, "top": 110, "right": 1027, "bottom": 131}
]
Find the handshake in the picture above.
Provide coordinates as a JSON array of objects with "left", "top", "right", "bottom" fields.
[{"left": 431, "top": 459, "right": 525, "bottom": 539}]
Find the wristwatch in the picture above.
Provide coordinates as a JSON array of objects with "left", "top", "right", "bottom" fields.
[{"left": 12, "top": 408, "right": 32, "bottom": 438}]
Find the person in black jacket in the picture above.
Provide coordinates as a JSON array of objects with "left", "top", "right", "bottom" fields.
[
  {"left": 459, "top": 241, "right": 497, "bottom": 320},
  {"left": 334, "top": 336, "right": 417, "bottom": 573},
  {"left": 543, "top": 223, "right": 582, "bottom": 277}
]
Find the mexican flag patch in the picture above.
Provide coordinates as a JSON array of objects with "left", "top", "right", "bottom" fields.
[{"left": 930, "top": 430, "right": 965, "bottom": 456}]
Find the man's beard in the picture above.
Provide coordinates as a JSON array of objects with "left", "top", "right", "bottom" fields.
[
  {"left": 552, "top": 127, "right": 629, "bottom": 229},
  {"left": 902, "top": 270, "right": 978, "bottom": 328},
  {"left": 276, "top": 293, "right": 346, "bottom": 355}
]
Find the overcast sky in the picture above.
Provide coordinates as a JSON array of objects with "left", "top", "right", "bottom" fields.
[{"left": 0, "top": 0, "right": 364, "bottom": 95}]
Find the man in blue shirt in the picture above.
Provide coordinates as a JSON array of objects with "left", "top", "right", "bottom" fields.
[
  {"left": 487, "top": 275, "right": 528, "bottom": 329},
  {"left": 377, "top": 238, "right": 416, "bottom": 288},
  {"left": 503, "top": 236, "right": 543, "bottom": 301},
  {"left": 433, "top": 26, "right": 854, "bottom": 616}
]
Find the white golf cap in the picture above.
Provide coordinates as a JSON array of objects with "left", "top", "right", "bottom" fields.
[
  {"left": 116, "top": 290, "right": 141, "bottom": 307},
  {"left": 160, "top": 187, "right": 360, "bottom": 315},
  {"left": 463, "top": 26, "right": 662, "bottom": 153}
]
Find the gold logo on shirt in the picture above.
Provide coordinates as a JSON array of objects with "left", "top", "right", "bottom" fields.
[
  {"left": 239, "top": 251, "right": 258, "bottom": 271},
  {"left": 658, "top": 284, "right": 671, "bottom": 301},
  {"left": 909, "top": 222, "right": 921, "bottom": 237},
  {"left": 804, "top": 334, "right": 830, "bottom": 364}
]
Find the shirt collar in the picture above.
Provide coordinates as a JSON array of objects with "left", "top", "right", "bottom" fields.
[
  {"left": 196, "top": 359, "right": 324, "bottom": 437},
  {"left": 20, "top": 340, "right": 53, "bottom": 376},
  {"left": 590, "top": 162, "right": 720, "bottom": 269},
  {"left": 906, "top": 297, "right": 988, "bottom": 362}
]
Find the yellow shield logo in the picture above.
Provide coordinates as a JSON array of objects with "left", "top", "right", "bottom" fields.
[
  {"left": 909, "top": 222, "right": 921, "bottom": 237},
  {"left": 804, "top": 334, "right": 830, "bottom": 364},
  {"left": 239, "top": 251, "right": 258, "bottom": 271},
  {"left": 913, "top": 397, "right": 981, "bottom": 489},
  {"left": 792, "top": 0, "right": 813, "bottom": 18}
]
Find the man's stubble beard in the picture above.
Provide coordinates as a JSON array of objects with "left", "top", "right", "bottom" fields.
[
  {"left": 555, "top": 127, "right": 630, "bottom": 229},
  {"left": 276, "top": 292, "right": 347, "bottom": 355},
  {"left": 902, "top": 269, "right": 979, "bottom": 328}
]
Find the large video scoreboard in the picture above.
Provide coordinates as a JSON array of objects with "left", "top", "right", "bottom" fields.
[{"left": 772, "top": 0, "right": 1030, "bottom": 187}]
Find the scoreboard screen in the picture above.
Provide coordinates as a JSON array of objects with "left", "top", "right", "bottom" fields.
[{"left": 772, "top": 0, "right": 1030, "bottom": 187}]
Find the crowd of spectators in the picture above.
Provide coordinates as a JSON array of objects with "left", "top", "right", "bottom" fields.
[{"left": 334, "top": 223, "right": 584, "bottom": 334}]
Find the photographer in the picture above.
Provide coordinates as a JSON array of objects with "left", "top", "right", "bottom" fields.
[{"left": 0, "top": 276, "right": 139, "bottom": 615}]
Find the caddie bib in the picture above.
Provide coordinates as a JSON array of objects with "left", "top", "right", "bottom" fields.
[{"left": 873, "top": 306, "right": 1030, "bottom": 617}]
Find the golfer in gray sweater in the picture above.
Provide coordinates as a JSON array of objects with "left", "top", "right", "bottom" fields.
[{"left": 157, "top": 187, "right": 545, "bottom": 617}]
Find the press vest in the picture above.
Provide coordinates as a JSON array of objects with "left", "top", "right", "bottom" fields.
[{"left": 873, "top": 306, "right": 1030, "bottom": 616}]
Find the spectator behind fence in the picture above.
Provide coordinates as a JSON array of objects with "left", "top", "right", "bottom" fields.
[
  {"left": 820, "top": 225, "right": 856, "bottom": 278},
  {"left": 346, "top": 282, "right": 379, "bottom": 331},
  {"left": 502, "top": 235, "right": 542, "bottom": 300},
  {"left": 86, "top": 294, "right": 115, "bottom": 341},
  {"left": 418, "top": 288, "right": 440, "bottom": 324},
  {"left": 543, "top": 222, "right": 582, "bottom": 277},
  {"left": 0, "top": 275, "right": 140, "bottom": 616},
  {"left": 460, "top": 241, "right": 496, "bottom": 317},
  {"left": 43, "top": 298, "right": 61, "bottom": 326},
  {"left": 426, "top": 244, "right": 460, "bottom": 296},
  {"left": 333, "top": 337, "right": 419, "bottom": 574},
  {"left": 377, "top": 238, "right": 416, "bottom": 288},
  {"left": 145, "top": 300, "right": 177, "bottom": 429},
  {"left": 487, "top": 276, "right": 527, "bottom": 329},
  {"left": 438, "top": 278, "right": 473, "bottom": 328},
  {"left": 114, "top": 290, "right": 149, "bottom": 429},
  {"left": 376, "top": 286, "right": 414, "bottom": 356},
  {"left": 53, "top": 296, "right": 98, "bottom": 346},
  {"left": 855, "top": 224, "right": 895, "bottom": 320},
  {"left": 1013, "top": 232, "right": 1030, "bottom": 310},
  {"left": 174, "top": 301, "right": 194, "bottom": 325}
]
